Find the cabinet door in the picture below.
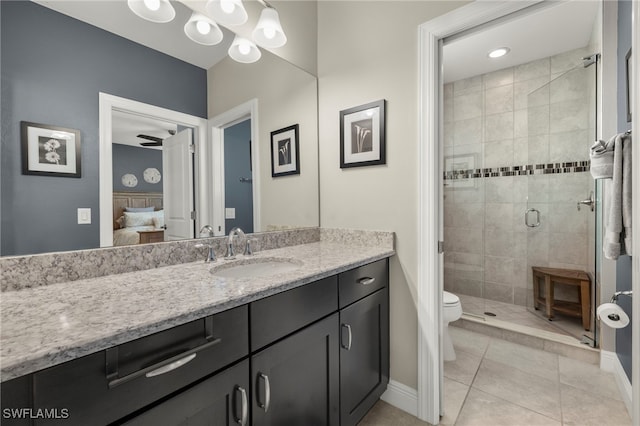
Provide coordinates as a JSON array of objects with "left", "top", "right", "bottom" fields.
[
  {"left": 123, "top": 359, "right": 250, "bottom": 426},
  {"left": 339, "top": 287, "right": 389, "bottom": 426},
  {"left": 251, "top": 314, "right": 339, "bottom": 426}
]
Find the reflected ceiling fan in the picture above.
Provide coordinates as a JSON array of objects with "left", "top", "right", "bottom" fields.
[{"left": 137, "top": 129, "right": 176, "bottom": 147}]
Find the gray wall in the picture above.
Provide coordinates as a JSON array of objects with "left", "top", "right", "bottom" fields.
[
  {"left": 224, "top": 120, "right": 253, "bottom": 233},
  {"left": 616, "top": 0, "right": 632, "bottom": 382},
  {"left": 1, "top": 1, "right": 206, "bottom": 256},
  {"left": 112, "top": 144, "right": 163, "bottom": 193}
]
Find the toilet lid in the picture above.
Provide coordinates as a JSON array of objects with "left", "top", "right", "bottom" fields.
[{"left": 443, "top": 291, "right": 460, "bottom": 305}]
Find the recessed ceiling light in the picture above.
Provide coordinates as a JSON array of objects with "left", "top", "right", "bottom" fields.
[{"left": 488, "top": 47, "right": 510, "bottom": 59}]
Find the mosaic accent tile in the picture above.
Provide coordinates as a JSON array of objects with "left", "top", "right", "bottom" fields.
[{"left": 444, "top": 160, "right": 590, "bottom": 181}]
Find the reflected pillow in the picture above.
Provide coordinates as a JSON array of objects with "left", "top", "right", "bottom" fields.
[
  {"left": 116, "top": 215, "right": 126, "bottom": 229},
  {"left": 125, "top": 206, "right": 155, "bottom": 212},
  {"left": 124, "top": 211, "right": 156, "bottom": 227},
  {"left": 152, "top": 210, "right": 165, "bottom": 229}
]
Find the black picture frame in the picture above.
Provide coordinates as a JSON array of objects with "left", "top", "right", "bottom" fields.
[
  {"left": 270, "top": 124, "right": 300, "bottom": 177},
  {"left": 626, "top": 48, "right": 632, "bottom": 123},
  {"left": 21, "top": 121, "right": 81, "bottom": 178},
  {"left": 340, "top": 99, "right": 386, "bottom": 168}
]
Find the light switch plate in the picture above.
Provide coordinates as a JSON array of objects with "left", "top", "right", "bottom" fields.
[
  {"left": 77, "top": 208, "right": 91, "bottom": 224},
  {"left": 225, "top": 208, "right": 236, "bottom": 219}
]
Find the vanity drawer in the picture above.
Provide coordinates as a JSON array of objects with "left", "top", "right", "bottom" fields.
[
  {"left": 338, "top": 259, "right": 388, "bottom": 308},
  {"left": 33, "top": 305, "right": 248, "bottom": 426},
  {"left": 250, "top": 276, "right": 338, "bottom": 351}
]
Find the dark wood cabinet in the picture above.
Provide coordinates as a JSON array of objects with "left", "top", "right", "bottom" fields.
[
  {"left": 339, "top": 287, "right": 390, "bottom": 426},
  {"left": 122, "top": 360, "right": 250, "bottom": 426},
  {"left": 1, "top": 259, "right": 390, "bottom": 426},
  {"left": 33, "top": 305, "right": 248, "bottom": 426},
  {"left": 251, "top": 313, "right": 340, "bottom": 426}
]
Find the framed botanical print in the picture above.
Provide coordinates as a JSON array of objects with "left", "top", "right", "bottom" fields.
[{"left": 21, "top": 121, "right": 81, "bottom": 178}]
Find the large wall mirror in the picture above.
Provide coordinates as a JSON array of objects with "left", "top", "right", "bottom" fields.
[{"left": 1, "top": 0, "right": 319, "bottom": 256}]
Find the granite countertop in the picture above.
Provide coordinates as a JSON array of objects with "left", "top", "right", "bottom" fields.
[{"left": 1, "top": 241, "right": 394, "bottom": 382}]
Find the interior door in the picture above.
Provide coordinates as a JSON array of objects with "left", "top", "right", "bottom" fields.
[{"left": 162, "top": 128, "right": 194, "bottom": 241}]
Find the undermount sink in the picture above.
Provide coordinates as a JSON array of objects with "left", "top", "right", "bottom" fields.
[{"left": 210, "top": 257, "right": 303, "bottom": 278}]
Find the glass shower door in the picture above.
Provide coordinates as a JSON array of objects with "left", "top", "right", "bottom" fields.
[{"left": 525, "top": 62, "right": 598, "bottom": 343}]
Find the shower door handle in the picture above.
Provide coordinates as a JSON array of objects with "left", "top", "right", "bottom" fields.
[
  {"left": 577, "top": 191, "right": 595, "bottom": 212},
  {"left": 525, "top": 208, "right": 540, "bottom": 228}
]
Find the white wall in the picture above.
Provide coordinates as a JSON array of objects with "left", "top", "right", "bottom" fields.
[
  {"left": 208, "top": 51, "right": 319, "bottom": 230},
  {"left": 317, "top": 0, "right": 469, "bottom": 390}
]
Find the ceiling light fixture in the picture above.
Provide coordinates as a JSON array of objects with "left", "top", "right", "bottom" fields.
[
  {"left": 488, "top": 47, "right": 510, "bottom": 59},
  {"left": 252, "top": 6, "right": 287, "bottom": 48},
  {"left": 184, "top": 12, "right": 223, "bottom": 45},
  {"left": 205, "top": 0, "right": 248, "bottom": 26},
  {"left": 228, "top": 35, "right": 261, "bottom": 63},
  {"left": 127, "top": 0, "right": 175, "bottom": 23}
]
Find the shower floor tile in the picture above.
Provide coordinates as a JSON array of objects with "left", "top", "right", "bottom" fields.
[{"left": 457, "top": 294, "right": 589, "bottom": 339}]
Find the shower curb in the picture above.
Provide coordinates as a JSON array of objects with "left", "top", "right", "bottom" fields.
[{"left": 452, "top": 314, "right": 600, "bottom": 365}]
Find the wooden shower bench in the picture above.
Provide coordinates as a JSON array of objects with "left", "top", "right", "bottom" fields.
[{"left": 532, "top": 266, "right": 591, "bottom": 330}]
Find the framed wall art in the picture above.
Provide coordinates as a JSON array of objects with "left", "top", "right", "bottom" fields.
[
  {"left": 340, "top": 99, "right": 386, "bottom": 168},
  {"left": 270, "top": 124, "right": 300, "bottom": 177},
  {"left": 21, "top": 121, "right": 81, "bottom": 178}
]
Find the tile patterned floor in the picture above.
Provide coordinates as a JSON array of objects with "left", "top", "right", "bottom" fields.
[
  {"left": 358, "top": 327, "right": 631, "bottom": 426},
  {"left": 457, "top": 294, "right": 591, "bottom": 341}
]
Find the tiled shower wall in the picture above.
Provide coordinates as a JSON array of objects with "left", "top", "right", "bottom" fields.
[{"left": 443, "top": 47, "right": 595, "bottom": 307}]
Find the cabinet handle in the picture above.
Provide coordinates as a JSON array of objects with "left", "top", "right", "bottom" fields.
[
  {"left": 358, "top": 277, "right": 376, "bottom": 286},
  {"left": 145, "top": 353, "right": 197, "bottom": 378},
  {"left": 106, "top": 337, "right": 221, "bottom": 388},
  {"left": 257, "top": 373, "right": 271, "bottom": 412},
  {"left": 341, "top": 324, "right": 352, "bottom": 350},
  {"left": 234, "top": 386, "right": 248, "bottom": 426}
]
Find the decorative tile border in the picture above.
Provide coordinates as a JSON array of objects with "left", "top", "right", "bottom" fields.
[{"left": 444, "top": 160, "right": 591, "bottom": 181}]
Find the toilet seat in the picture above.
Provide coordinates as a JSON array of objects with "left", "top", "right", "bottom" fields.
[{"left": 443, "top": 291, "right": 460, "bottom": 306}]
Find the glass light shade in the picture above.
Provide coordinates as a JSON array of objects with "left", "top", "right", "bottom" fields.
[
  {"left": 205, "top": 0, "right": 248, "bottom": 26},
  {"left": 252, "top": 7, "right": 287, "bottom": 48},
  {"left": 228, "top": 36, "right": 261, "bottom": 63},
  {"left": 127, "top": 0, "right": 175, "bottom": 23},
  {"left": 184, "top": 12, "right": 223, "bottom": 46}
]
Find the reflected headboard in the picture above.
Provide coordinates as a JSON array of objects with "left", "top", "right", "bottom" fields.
[{"left": 113, "top": 191, "right": 163, "bottom": 230}]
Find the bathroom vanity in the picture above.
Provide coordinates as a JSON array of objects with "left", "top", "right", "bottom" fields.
[{"left": 0, "top": 231, "right": 393, "bottom": 426}]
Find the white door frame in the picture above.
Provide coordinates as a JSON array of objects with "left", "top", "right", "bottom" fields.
[
  {"left": 631, "top": 1, "right": 640, "bottom": 421},
  {"left": 98, "top": 93, "right": 209, "bottom": 247},
  {"left": 419, "top": 0, "right": 639, "bottom": 423},
  {"left": 208, "top": 99, "right": 261, "bottom": 235},
  {"left": 417, "top": 1, "right": 545, "bottom": 423}
]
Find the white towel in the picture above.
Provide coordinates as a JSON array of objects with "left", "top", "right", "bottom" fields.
[
  {"left": 590, "top": 136, "right": 615, "bottom": 178},
  {"left": 604, "top": 133, "right": 633, "bottom": 259}
]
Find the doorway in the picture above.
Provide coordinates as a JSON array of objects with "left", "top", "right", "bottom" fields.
[
  {"left": 224, "top": 119, "right": 254, "bottom": 233},
  {"left": 417, "top": 1, "right": 621, "bottom": 423},
  {"left": 99, "top": 93, "right": 209, "bottom": 247}
]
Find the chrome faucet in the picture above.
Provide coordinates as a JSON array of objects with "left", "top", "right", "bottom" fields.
[
  {"left": 195, "top": 225, "right": 216, "bottom": 263},
  {"left": 199, "top": 225, "right": 215, "bottom": 238},
  {"left": 225, "top": 227, "right": 246, "bottom": 260}
]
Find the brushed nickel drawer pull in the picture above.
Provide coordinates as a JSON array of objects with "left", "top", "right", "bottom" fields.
[
  {"left": 145, "top": 353, "right": 196, "bottom": 378},
  {"left": 107, "top": 337, "right": 221, "bottom": 388},
  {"left": 234, "top": 386, "right": 248, "bottom": 425},
  {"left": 341, "top": 324, "right": 352, "bottom": 350},
  {"left": 358, "top": 277, "right": 376, "bottom": 286},
  {"left": 257, "top": 373, "right": 271, "bottom": 412}
]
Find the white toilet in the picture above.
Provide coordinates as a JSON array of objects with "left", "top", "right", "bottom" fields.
[{"left": 443, "top": 291, "right": 463, "bottom": 361}]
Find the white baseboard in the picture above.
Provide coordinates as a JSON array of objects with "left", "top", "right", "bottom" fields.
[
  {"left": 600, "top": 350, "right": 632, "bottom": 415},
  {"left": 381, "top": 380, "right": 418, "bottom": 417}
]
